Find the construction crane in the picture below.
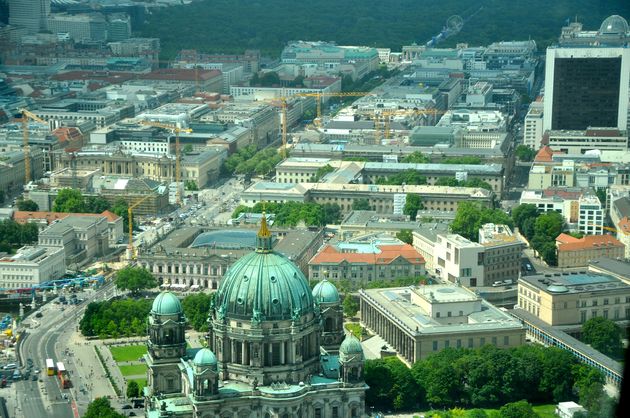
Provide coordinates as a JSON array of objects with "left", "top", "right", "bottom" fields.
[
  {"left": 587, "top": 224, "right": 618, "bottom": 233},
  {"left": 295, "top": 92, "right": 372, "bottom": 125},
  {"left": 18, "top": 109, "right": 48, "bottom": 185},
  {"left": 139, "top": 121, "right": 192, "bottom": 205},
  {"left": 127, "top": 193, "right": 155, "bottom": 260}
]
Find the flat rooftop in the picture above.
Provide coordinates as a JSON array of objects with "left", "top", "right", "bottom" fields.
[
  {"left": 519, "top": 272, "right": 629, "bottom": 294},
  {"left": 361, "top": 286, "right": 523, "bottom": 336}
]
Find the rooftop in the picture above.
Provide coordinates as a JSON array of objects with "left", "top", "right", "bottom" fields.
[
  {"left": 360, "top": 286, "right": 522, "bottom": 335},
  {"left": 13, "top": 210, "right": 120, "bottom": 225},
  {"left": 556, "top": 233, "right": 624, "bottom": 252},
  {"left": 310, "top": 244, "right": 425, "bottom": 265},
  {"left": 519, "top": 271, "right": 628, "bottom": 294},
  {"left": 588, "top": 257, "right": 630, "bottom": 280}
]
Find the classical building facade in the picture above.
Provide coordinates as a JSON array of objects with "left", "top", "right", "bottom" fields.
[{"left": 145, "top": 217, "right": 367, "bottom": 417}]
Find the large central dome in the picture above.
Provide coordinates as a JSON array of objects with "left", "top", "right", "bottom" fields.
[{"left": 213, "top": 214, "right": 315, "bottom": 322}]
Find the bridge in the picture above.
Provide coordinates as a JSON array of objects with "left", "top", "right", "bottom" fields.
[{"left": 510, "top": 308, "right": 623, "bottom": 388}]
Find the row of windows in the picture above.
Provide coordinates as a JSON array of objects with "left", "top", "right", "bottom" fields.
[{"left": 432, "top": 335, "right": 510, "bottom": 351}]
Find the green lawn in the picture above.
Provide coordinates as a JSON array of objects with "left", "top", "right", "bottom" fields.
[
  {"left": 345, "top": 323, "right": 363, "bottom": 340},
  {"left": 532, "top": 404, "right": 557, "bottom": 418},
  {"left": 109, "top": 345, "right": 148, "bottom": 363},
  {"left": 119, "top": 364, "right": 148, "bottom": 377}
]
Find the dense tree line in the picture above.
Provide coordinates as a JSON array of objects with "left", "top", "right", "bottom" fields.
[
  {"left": 52, "top": 189, "right": 131, "bottom": 230},
  {"left": 115, "top": 266, "right": 158, "bottom": 295},
  {"left": 0, "top": 219, "right": 38, "bottom": 254},
  {"left": 512, "top": 203, "right": 565, "bottom": 266},
  {"left": 232, "top": 201, "right": 341, "bottom": 226},
  {"left": 140, "top": 0, "right": 629, "bottom": 57},
  {"left": 441, "top": 156, "right": 483, "bottom": 165},
  {"left": 79, "top": 299, "right": 152, "bottom": 338},
  {"left": 581, "top": 317, "right": 623, "bottom": 358},
  {"left": 222, "top": 145, "right": 283, "bottom": 177},
  {"left": 376, "top": 170, "right": 427, "bottom": 186},
  {"left": 365, "top": 345, "right": 611, "bottom": 413},
  {"left": 311, "top": 164, "right": 334, "bottom": 182},
  {"left": 402, "top": 151, "right": 431, "bottom": 164},
  {"left": 181, "top": 292, "right": 213, "bottom": 332},
  {"left": 84, "top": 398, "right": 125, "bottom": 418},
  {"left": 450, "top": 202, "right": 513, "bottom": 241},
  {"left": 435, "top": 177, "right": 494, "bottom": 191}
]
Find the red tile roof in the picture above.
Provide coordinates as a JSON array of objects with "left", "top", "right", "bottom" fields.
[
  {"left": 13, "top": 210, "right": 120, "bottom": 224},
  {"left": 556, "top": 234, "right": 624, "bottom": 252},
  {"left": 310, "top": 244, "right": 425, "bottom": 265},
  {"left": 618, "top": 217, "right": 630, "bottom": 236},
  {"left": 534, "top": 145, "right": 564, "bottom": 162}
]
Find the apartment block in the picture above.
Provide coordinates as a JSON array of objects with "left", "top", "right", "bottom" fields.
[{"left": 556, "top": 234, "right": 625, "bottom": 268}]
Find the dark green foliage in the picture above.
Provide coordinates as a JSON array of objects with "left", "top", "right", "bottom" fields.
[
  {"left": 52, "top": 189, "right": 112, "bottom": 214},
  {"left": 250, "top": 71, "right": 281, "bottom": 86},
  {"left": 140, "top": 0, "right": 630, "bottom": 57},
  {"left": 79, "top": 299, "right": 152, "bottom": 338},
  {"left": 185, "top": 180, "right": 198, "bottom": 191},
  {"left": 16, "top": 199, "right": 39, "bottom": 211},
  {"left": 498, "top": 400, "right": 538, "bottom": 418},
  {"left": 402, "top": 151, "right": 430, "bottom": 164},
  {"left": 515, "top": 145, "right": 536, "bottom": 162},
  {"left": 403, "top": 194, "right": 423, "bottom": 220},
  {"left": 0, "top": 219, "right": 38, "bottom": 253},
  {"left": 435, "top": 177, "right": 494, "bottom": 191},
  {"left": 468, "top": 410, "right": 489, "bottom": 418},
  {"left": 451, "top": 202, "right": 513, "bottom": 242},
  {"left": 352, "top": 198, "right": 372, "bottom": 211},
  {"left": 365, "top": 276, "right": 430, "bottom": 289},
  {"left": 232, "top": 201, "right": 341, "bottom": 226},
  {"left": 126, "top": 380, "right": 140, "bottom": 398},
  {"left": 364, "top": 344, "right": 600, "bottom": 411},
  {"left": 573, "top": 364, "right": 605, "bottom": 412},
  {"left": 396, "top": 229, "right": 413, "bottom": 244},
  {"left": 581, "top": 317, "right": 623, "bottom": 358},
  {"left": 222, "top": 145, "right": 282, "bottom": 177},
  {"left": 376, "top": 170, "right": 427, "bottom": 185},
  {"left": 342, "top": 294, "right": 359, "bottom": 318},
  {"left": 365, "top": 357, "right": 422, "bottom": 411},
  {"left": 115, "top": 266, "right": 158, "bottom": 295},
  {"left": 511, "top": 204, "right": 539, "bottom": 240},
  {"left": 182, "top": 292, "right": 213, "bottom": 332},
  {"left": 84, "top": 398, "right": 125, "bottom": 418},
  {"left": 530, "top": 211, "right": 565, "bottom": 266},
  {"left": 311, "top": 164, "right": 334, "bottom": 182}
]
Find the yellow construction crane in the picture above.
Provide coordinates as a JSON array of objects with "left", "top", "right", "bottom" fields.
[
  {"left": 139, "top": 121, "right": 192, "bottom": 205},
  {"left": 127, "top": 193, "right": 155, "bottom": 260},
  {"left": 295, "top": 91, "right": 371, "bottom": 125},
  {"left": 18, "top": 109, "right": 48, "bottom": 184},
  {"left": 587, "top": 224, "right": 618, "bottom": 233}
]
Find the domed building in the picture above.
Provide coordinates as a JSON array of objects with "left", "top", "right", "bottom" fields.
[{"left": 145, "top": 215, "right": 367, "bottom": 417}]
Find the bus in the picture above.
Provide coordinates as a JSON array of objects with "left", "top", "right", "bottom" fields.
[
  {"left": 56, "top": 362, "right": 71, "bottom": 389},
  {"left": 46, "top": 359, "right": 55, "bottom": 376}
]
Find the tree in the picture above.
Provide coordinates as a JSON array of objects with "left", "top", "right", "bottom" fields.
[
  {"left": 352, "top": 198, "right": 372, "bottom": 211},
  {"left": 16, "top": 199, "right": 39, "bottom": 211},
  {"left": 442, "top": 156, "right": 482, "bottom": 165},
  {"left": 182, "top": 293, "right": 213, "bottom": 332},
  {"left": 403, "top": 194, "right": 423, "bottom": 220},
  {"left": 401, "top": 151, "right": 430, "bottom": 164},
  {"left": 450, "top": 202, "right": 513, "bottom": 242},
  {"left": 573, "top": 365, "right": 605, "bottom": 412},
  {"left": 84, "top": 398, "right": 125, "bottom": 418},
  {"left": 511, "top": 204, "right": 538, "bottom": 237},
  {"left": 185, "top": 180, "right": 199, "bottom": 191},
  {"left": 321, "top": 203, "right": 341, "bottom": 224},
  {"left": 376, "top": 170, "right": 427, "bottom": 186},
  {"left": 115, "top": 266, "right": 158, "bottom": 295},
  {"left": 342, "top": 294, "right": 359, "bottom": 318},
  {"left": 126, "top": 380, "right": 140, "bottom": 398},
  {"left": 581, "top": 317, "right": 623, "bottom": 358},
  {"left": 183, "top": 144, "right": 193, "bottom": 154},
  {"left": 396, "top": 229, "right": 413, "bottom": 244},
  {"left": 85, "top": 196, "right": 111, "bottom": 213},
  {"left": 312, "top": 164, "right": 334, "bottom": 182},
  {"left": 53, "top": 188, "right": 87, "bottom": 213},
  {"left": 515, "top": 145, "right": 536, "bottom": 162},
  {"left": 468, "top": 410, "right": 489, "bottom": 418},
  {"left": 498, "top": 400, "right": 538, "bottom": 418},
  {"left": 111, "top": 199, "right": 131, "bottom": 231}
]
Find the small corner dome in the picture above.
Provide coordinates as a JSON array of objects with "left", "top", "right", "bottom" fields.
[
  {"left": 340, "top": 334, "right": 364, "bottom": 357},
  {"left": 547, "top": 283, "right": 569, "bottom": 293},
  {"left": 151, "top": 291, "right": 182, "bottom": 315},
  {"left": 193, "top": 348, "right": 217, "bottom": 367},
  {"left": 312, "top": 279, "right": 340, "bottom": 303},
  {"left": 598, "top": 15, "right": 629, "bottom": 35}
]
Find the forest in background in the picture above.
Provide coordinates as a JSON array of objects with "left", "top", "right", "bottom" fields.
[{"left": 140, "top": 0, "right": 630, "bottom": 58}]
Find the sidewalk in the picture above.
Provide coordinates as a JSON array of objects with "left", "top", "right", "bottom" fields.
[{"left": 67, "top": 332, "right": 118, "bottom": 401}]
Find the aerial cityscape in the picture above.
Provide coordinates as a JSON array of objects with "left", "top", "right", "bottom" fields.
[{"left": 0, "top": 1, "right": 629, "bottom": 417}]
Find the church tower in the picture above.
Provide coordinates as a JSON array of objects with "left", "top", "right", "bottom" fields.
[{"left": 146, "top": 291, "right": 187, "bottom": 395}]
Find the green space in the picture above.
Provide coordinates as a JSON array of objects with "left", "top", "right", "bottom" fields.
[
  {"left": 130, "top": 378, "right": 147, "bottom": 390},
  {"left": 415, "top": 403, "right": 556, "bottom": 418},
  {"left": 140, "top": 0, "right": 630, "bottom": 58},
  {"left": 0, "top": 219, "right": 38, "bottom": 254},
  {"left": 344, "top": 323, "right": 364, "bottom": 340},
  {"left": 222, "top": 145, "right": 283, "bottom": 177},
  {"left": 109, "top": 345, "right": 148, "bottom": 363},
  {"left": 119, "top": 364, "right": 148, "bottom": 377},
  {"left": 232, "top": 201, "right": 341, "bottom": 227}
]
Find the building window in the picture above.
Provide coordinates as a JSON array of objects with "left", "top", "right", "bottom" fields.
[
  {"left": 503, "top": 336, "right": 509, "bottom": 345},
  {"left": 332, "top": 406, "right": 339, "bottom": 418},
  {"left": 468, "top": 338, "right": 473, "bottom": 348},
  {"left": 480, "top": 337, "right": 485, "bottom": 346},
  {"left": 457, "top": 339, "right": 462, "bottom": 348},
  {"left": 603, "top": 310, "right": 609, "bottom": 319},
  {"left": 433, "top": 341, "right": 438, "bottom": 351},
  {"left": 492, "top": 337, "right": 497, "bottom": 345},
  {"left": 315, "top": 408, "right": 322, "bottom": 418},
  {"left": 581, "top": 311, "right": 587, "bottom": 323}
]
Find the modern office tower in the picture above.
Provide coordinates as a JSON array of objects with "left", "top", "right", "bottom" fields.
[
  {"left": 543, "top": 15, "right": 630, "bottom": 132},
  {"left": 8, "top": 0, "right": 50, "bottom": 34}
]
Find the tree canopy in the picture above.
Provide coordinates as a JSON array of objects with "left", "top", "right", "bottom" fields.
[
  {"left": 222, "top": 145, "right": 283, "bottom": 177},
  {"left": 581, "top": 317, "right": 623, "bottom": 358},
  {"left": 342, "top": 295, "right": 359, "bottom": 318},
  {"left": 376, "top": 170, "right": 427, "bottom": 186},
  {"left": 16, "top": 198, "right": 39, "bottom": 211},
  {"left": 140, "top": 0, "right": 629, "bottom": 57},
  {"left": 52, "top": 189, "right": 112, "bottom": 214},
  {"left": 0, "top": 219, "right": 38, "bottom": 253},
  {"left": 396, "top": 229, "right": 413, "bottom": 244},
  {"left": 515, "top": 145, "right": 536, "bottom": 162},
  {"left": 450, "top": 202, "right": 513, "bottom": 242},
  {"left": 401, "top": 151, "right": 430, "bottom": 164},
  {"left": 115, "top": 266, "right": 158, "bottom": 295},
  {"left": 352, "top": 198, "right": 372, "bottom": 211},
  {"left": 79, "top": 298, "right": 152, "bottom": 338},
  {"left": 403, "top": 194, "right": 423, "bottom": 220},
  {"left": 84, "top": 398, "right": 125, "bottom": 418},
  {"left": 435, "top": 177, "right": 494, "bottom": 191},
  {"left": 182, "top": 292, "right": 213, "bottom": 332},
  {"left": 126, "top": 380, "right": 140, "bottom": 399},
  {"left": 232, "top": 201, "right": 341, "bottom": 226}
]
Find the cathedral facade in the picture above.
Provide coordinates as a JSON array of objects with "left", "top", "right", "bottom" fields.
[{"left": 144, "top": 216, "right": 367, "bottom": 418}]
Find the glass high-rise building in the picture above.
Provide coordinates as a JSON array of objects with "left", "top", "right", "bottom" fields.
[{"left": 8, "top": 0, "right": 50, "bottom": 34}]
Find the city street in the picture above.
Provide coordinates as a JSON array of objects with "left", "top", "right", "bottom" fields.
[{"left": 14, "top": 282, "right": 117, "bottom": 418}]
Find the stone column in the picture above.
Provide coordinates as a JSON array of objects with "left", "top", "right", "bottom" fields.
[
  {"left": 242, "top": 341, "right": 248, "bottom": 365},
  {"left": 231, "top": 339, "right": 236, "bottom": 364},
  {"left": 280, "top": 341, "right": 285, "bottom": 365}
]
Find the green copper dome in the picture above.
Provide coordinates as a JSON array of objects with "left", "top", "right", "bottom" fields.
[
  {"left": 215, "top": 251, "right": 314, "bottom": 322},
  {"left": 312, "top": 279, "right": 340, "bottom": 304},
  {"left": 193, "top": 348, "right": 217, "bottom": 368},
  {"left": 151, "top": 291, "right": 182, "bottom": 315},
  {"left": 339, "top": 334, "right": 364, "bottom": 362}
]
